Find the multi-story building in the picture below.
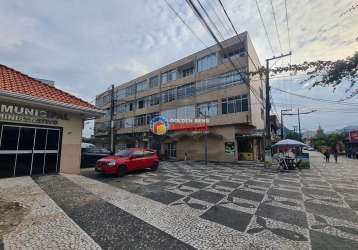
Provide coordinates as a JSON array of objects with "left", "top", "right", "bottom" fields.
[{"left": 95, "top": 32, "right": 265, "bottom": 162}]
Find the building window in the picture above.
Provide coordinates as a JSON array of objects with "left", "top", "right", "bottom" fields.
[
  {"left": 161, "top": 69, "right": 177, "bottom": 84},
  {"left": 127, "top": 101, "right": 135, "bottom": 111},
  {"left": 136, "top": 80, "right": 149, "bottom": 93},
  {"left": 150, "top": 93, "right": 161, "bottom": 106},
  {"left": 137, "top": 97, "right": 148, "bottom": 109},
  {"left": 259, "top": 87, "right": 264, "bottom": 99},
  {"left": 196, "top": 101, "right": 218, "bottom": 117},
  {"left": 149, "top": 75, "right": 159, "bottom": 88},
  {"left": 223, "top": 44, "right": 246, "bottom": 59},
  {"left": 197, "top": 53, "right": 217, "bottom": 72},
  {"left": 115, "top": 88, "right": 126, "bottom": 100},
  {"left": 196, "top": 70, "right": 246, "bottom": 94},
  {"left": 161, "top": 109, "right": 177, "bottom": 120},
  {"left": 135, "top": 114, "right": 147, "bottom": 126},
  {"left": 96, "top": 92, "right": 111, "bottom": 107},
  {"left": 115, "top": 103, "right": 127, "bottom": 113},
  {"left": 124, "top": 117, "right": 134, "bottom": 128},
  {"left": 177, "top": 83, "right": 195, "bottom": 99},
  {"left": 222, "top": 95, "right": 249, "bottom": 114},
  {"left": 125, "top": 85, "right": 136, "bottom": 97},
  {"left": 177, "top": 105, "right": 195, "bottom": 119},
  {"left": 162, "top": 88, "right": 176, "bottom": 103},
  {"left": 182, "top": 67, "right": 194, "bottom": 77},
  {"left": 95, "top": 121, "right": 110, "bottom": 133},
  {"left": 114, "top": 119, "right": 124, "bottom": 129}
]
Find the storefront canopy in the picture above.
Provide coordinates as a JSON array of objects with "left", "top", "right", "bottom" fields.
[{"left": 272, "top": 139, "right": 306, "bottom": 148}]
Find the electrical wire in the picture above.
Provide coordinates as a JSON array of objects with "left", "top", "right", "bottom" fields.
[
  {"left": 255, "top": 0, "right": 275, "bottom": 55},
  {"left": 271, "top": 87, "right": 358, "bottom": 106},
  {"left": 217, "top": 0, "right": 261, "bottom": 72},
  {"left": 204, "top": 0, "right": 233, "bottom": 37},
  {"left": 163, "top": 0, "right": 208, "bottom": 48},
  {"left": 284, "top": 0, "right": 291, "bottom": 53},
  {"left": 185, "top": 0, "right": 265, "bottom": 107},
  {"left": 269, "top": 0, "right": 283, "bottom": 53}
]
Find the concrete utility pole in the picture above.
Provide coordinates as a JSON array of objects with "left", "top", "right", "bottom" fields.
[
  {"left": 265, "top": 52, "right": 292, "bottom": 147},
  {"left": 298, "top": 108, "right": 301, "bottom": 140},
  {"left": 265, "top": 52, "right": 292, "bottom": 148},
  {"left": 280, "top": 109, "right": 292, "bottom": 139},
  {"left": 110, "top": 84, "right": 115, "bottom": 153}
]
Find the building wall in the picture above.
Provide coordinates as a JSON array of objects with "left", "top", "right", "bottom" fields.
[
  {"left": 94, "top": 33, "right": 265, "bottom": 162},
  {"left": 0, "top": 101, "right": 83, "bottom": 175}
]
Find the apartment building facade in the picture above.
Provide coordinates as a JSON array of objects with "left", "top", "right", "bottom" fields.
[{"left": 95, "top": 32, "right": 265, "bottom": 162}]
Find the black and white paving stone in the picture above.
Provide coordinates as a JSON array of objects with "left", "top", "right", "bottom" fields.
[
  {"left": 1, "top": 151, "right": 358, "bottom": 249},
  {"left": 33, "top": 174, "right": 194, "bottom": 250},
  {"left": 80, "top": 152, "right": 358, "bottom": 249}
]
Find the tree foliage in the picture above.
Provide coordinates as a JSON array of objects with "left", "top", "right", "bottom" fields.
[
  {"left": 285, "top": 131, "right": 301, "bottom": 141},
  {"left": 312, "top": 131, "right": 345, "bottom": 149},
  {"left": 250, "top": 52, "right": 358, "bottom": 99}
]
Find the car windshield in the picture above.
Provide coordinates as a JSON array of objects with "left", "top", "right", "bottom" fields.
[{"left": 115, "top": 150, "right": 132, "bottom": 157}]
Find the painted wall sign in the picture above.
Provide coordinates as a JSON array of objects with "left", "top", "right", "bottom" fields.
[{"left": 0, "top": 103, "right": 69, "bottom": 125}]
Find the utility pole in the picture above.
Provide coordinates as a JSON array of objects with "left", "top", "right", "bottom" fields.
[
  {"left": 265, "top": 52, "right": 291, "bottom": 167},
  {"left": 109, "top": 84, "right": 115, "bottom": 153},
  {"left": 280, "top": 109, "right": 292, "bottom": 139},
  {"left": 298, "top": 108, "right": 301, "bottom": 140}
]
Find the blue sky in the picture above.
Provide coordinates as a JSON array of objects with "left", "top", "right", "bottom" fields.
[{"left": 0, "top": 0, "right": 357, "bottom": 136}]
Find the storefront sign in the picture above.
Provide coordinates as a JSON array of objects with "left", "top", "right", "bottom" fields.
[
  {"left": 225, "top": 142, "right": 235, "bottom": 156},
  {"left": 150, "top": 116, "right": 209, "bottom": 135},
  {"left": 0, "top": 103, "right": 69, "bottom": 125},
  {"left": 150, "top": 115, "right": 170, "bottom": 135}
]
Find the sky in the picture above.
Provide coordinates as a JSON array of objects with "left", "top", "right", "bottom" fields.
[{"left": 0, "top": 0, "right": 357, "bottom": 137}]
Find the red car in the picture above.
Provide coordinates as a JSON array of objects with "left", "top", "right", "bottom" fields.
[{"left": 95, "top": 148, "right": 159, "bottom": 176}]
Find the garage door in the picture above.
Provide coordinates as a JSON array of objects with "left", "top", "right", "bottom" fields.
[{"left": 0, "top": 123, "right": 62, "bottom": 178}]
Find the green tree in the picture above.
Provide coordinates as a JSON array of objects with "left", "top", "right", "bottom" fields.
[{"left": 285, "top": 131, "right": 301, "bottom": 141}]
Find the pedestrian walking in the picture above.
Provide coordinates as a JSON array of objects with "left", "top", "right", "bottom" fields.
[
  {"left": 324, "top": 150, "right": 330, "bottom": 163},
  {"left": 333, "top": 148, "right": 338, "bottom": 163}
]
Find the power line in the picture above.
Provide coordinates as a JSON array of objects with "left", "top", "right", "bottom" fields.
[
  {"left": 284, "top": 0, "right": 292, "bottom": 52},
  {"left": 195, "top": 0, "right": 226, "bottom": 42},
  {"left": 271, "top": 87, "right": 358, "bottom": 106},
  {"left": 163, "top": 0, "right": 208, "bottom": 48},
  {"left": 255, "top": 0, "right": 275, "bottom": 55},
  {"left": 269, "top": 0, "right": 283, "bottom": 53},
  {"left": 204, "top": 0, "right": 232, "bottom": 37},
  {"left": 185, "top": 0, "right": 265, "bottom": 107},
  {"left": 217, "top": 0, "right": 261, "bottom": 72}
]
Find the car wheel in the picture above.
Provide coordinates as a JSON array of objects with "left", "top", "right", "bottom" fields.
[
  {"left": 117, "top": 165, "right": 127, "bottom": 177},
  {"left": 151, "top": 162, "right": 159, "bottom": 171}
]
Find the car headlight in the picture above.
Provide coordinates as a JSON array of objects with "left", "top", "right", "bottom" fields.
[{"left": 107, "top": 160, "right": 116, "bottom": 166}]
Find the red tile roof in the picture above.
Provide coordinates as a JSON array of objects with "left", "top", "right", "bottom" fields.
[{"left": 0, "top": 64, "right": 96, "bottom": 109}]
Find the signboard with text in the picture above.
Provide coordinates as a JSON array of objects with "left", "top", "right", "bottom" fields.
[{"left": 0, "top": 103, "right": 68, "bottom": 125}]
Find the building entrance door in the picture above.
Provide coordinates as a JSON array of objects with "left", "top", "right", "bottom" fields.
[
  {"left": 165, "top": 143, "right": 176, "bottom": 160},
  {"left": 0, "top": 123, "right": 62, "bottom": 178},
  {"left": 237, "top": 137, "right": 254, "bottom": 161}
]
